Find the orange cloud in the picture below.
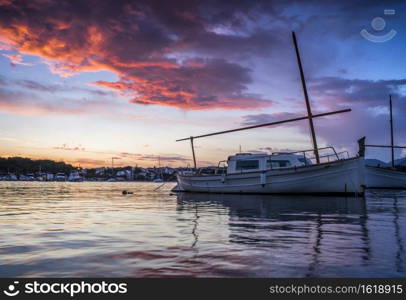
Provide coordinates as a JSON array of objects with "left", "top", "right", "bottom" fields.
[{"left": 0, "top": 0, "right": 272, "bottom": 110}]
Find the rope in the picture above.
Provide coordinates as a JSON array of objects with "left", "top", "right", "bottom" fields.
[{"left": 153, "top": 173, "right": 177, "bottom": 191}]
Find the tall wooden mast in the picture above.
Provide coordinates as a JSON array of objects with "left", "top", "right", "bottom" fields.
[
  {"left": 292, "top": 31, "right": 320, "bottom": 164},
  {"left": 176, "top": 33, "right": 353, "bottom": 167}
]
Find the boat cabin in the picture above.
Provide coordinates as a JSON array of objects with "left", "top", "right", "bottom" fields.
[{"left": 226, "top": 153, "right": 311, "bottom": 174}]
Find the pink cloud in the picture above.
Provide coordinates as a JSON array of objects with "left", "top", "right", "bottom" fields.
[
  {"left": 0, "top": 0, "right": 272, "bottom": 110},
  {"left": 2, "top": 53, "right": 32, "bottom": 66},
  {"left": 53, "top": 144, "right": 86, "bottom": 151}
]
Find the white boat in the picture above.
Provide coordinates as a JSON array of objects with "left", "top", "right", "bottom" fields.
[
  {"left": 362, "top": 96, "right": 406, "bottom": 189},
  {"left": 54, "top": 173, "right": 66, "bottom": 181},
  {"left": 365, "top": 166, "right": 406, "bottom": 189},
  {"left": 68, "top": 171, "right": 83, "bottom": 182},
  {"left": 174, "top": 32, "right": 363, "bottom": 196},
  {"left": 175, "top": 152, "right": 365, "bottom": 195}
]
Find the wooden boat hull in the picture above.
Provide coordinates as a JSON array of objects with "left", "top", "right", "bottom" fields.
[
  {"left": 365, "top": 166, "right": 406, "bottom": 189},
  {"left": 175, "top": 157, "right": 365, "bottom": 195}
]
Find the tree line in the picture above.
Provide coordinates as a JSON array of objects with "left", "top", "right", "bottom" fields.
[{"left": 0, "top": 157, "right": 75, "bottom": 174}]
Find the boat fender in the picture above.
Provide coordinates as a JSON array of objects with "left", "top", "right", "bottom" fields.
[
  {"left": 260, "top": 172, "right": 266, "bottom": 187},
  {"left": 221, "top": 174, "right": 226, "bottom": 183}
]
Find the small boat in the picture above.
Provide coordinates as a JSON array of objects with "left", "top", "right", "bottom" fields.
[
  {"left": 175, "top": 150, "right": 365, "bottom": 195},
  {"left": 68, "top": 171, "right": 83, "bottom": 182},
  {"left": 365, "top": 166, "right": 406, "bottom": 189},
  {"left": 54, "top": 173, "right": 66, "bottom": 181},
  {"left": 363, "top": 96, "right": 406, "bottom": 189},
  {"left": 153, "top": 156, "right": 164, "bottom": 182}
]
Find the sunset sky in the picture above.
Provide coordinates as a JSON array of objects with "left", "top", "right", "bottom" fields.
[{"left": 0, "top": 0, "right": 405, "bottom": 168}]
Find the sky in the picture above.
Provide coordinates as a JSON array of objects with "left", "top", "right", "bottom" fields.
[{"left": 0, "top": 0, "right": 405, "bottom": 168}]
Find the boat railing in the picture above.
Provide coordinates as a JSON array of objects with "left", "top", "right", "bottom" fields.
[
  {"left": 178, "top": 147, "right": 350, "bottom": 176},
  {"left": 215, "top": 160, "right": 228, "bottom": 175},
  {"left": 217, "top": 160, "right": 227, "bottom": 168},
  {"left": 184, "top": 161, "right": 228, "bottom": 176},
  {"left": 316, "top": 150, "right": 349, "bottom": 162},
  {"left": 272, "top": 146, "right": 347, "bottom": 165},
  {"left": 337, "top": 150, "right": 350, "bottom": 159},
  {"left": 193, "top": 166, "right": 226, "bottom": 176}
]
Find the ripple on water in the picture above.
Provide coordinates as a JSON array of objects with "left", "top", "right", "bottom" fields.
[{"left": 0, "top": 182, "right": 405, "bottom": 277}]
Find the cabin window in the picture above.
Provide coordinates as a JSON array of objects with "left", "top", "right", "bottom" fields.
[
  {"left": 236, "top": 160, "right": 259, "bottom": 170},
  {"left": 267, "top": 160, "right": 292, "bottom": 169}
]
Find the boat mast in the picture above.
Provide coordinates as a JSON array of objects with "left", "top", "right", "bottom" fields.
[
  {"left": 292, "top": 31, "right": 320, "bottom": 164},
  {"left": 365, "top": 95, "right": 406, "bottom": 155},
  {"left": 177, "top": 109, "right": 350, "bottom": 142},
  {"left": 190, "top": 137, "right": 197, "bottom": 169},
  {"left": 389, "top": 95, "right": 395, "bottom": 168},
  {"left": 177, "top": 33, "right": 353, "bottom": 167}
]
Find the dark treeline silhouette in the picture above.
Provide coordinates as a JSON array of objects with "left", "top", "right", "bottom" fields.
[{"left": 0, "top": 157, "right": 74, "bottom": 174}]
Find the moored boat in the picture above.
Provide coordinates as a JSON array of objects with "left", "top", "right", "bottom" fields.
[
  {"left": 173, "top": 32, "right": 362, "bottom": 196},
  {"left": 175, "top": 151, "right": 365, "bottom": 195},
  {"left": 365, "top": 166, "right": 406, "bottom": 189},
  {"left": 362, "top": 96, "right": 406, "bottom": 189}
]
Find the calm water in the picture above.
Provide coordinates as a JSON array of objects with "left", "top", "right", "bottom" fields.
[{"left": 0, "top": 182, "right": 405, "bottom": 277}]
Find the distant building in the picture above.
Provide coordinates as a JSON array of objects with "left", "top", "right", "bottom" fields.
[
  {"left": 95, "top": 168, "right": 105, "bottom": 175},
  {"left": 68, "top": 171, "right": 82, "bottom": 182},
  {"left": 45, "top": 173, "right": 54, "bottom": 181}
]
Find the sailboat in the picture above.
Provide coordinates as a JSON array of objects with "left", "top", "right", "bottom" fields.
[
  {"left": 172, "top": 32, "right": 365, "bottom": 196},
  {"left": 364, "top": 96, "right": 406, "bottom": 189},
  {"left": 153, "top": 156, "right": 164, "bottom": 182}
]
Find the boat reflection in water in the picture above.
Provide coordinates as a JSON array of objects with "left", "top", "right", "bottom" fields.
[{"left": 176, "top": 192, "right": 405, "bottom": 277}]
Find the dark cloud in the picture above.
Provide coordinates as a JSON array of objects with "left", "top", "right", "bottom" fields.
[
  {"left": 95, "top": 58, "right": 271, "bottom": 109},
  {"left": 17, "top": 80, "right": 53, "bottom": 92},
  {"left": 0, "top": 88, "right": 83, "bottom": 115},
  {"left": 308, "top": 76, "right": 406, "bottom": 152},
  {"left": 241, "top": 76, "right": 406, "bottom": 154},
  {"left": 0, "top": 75, "right": 114, "bottom": 96},
  {"left": 0, "top": 0, "right": 405, "bottom": 148},
  {"left": 0, "top": 86, "right": 118, "bottom": 116},
  {"left": 0, "top": 0, "right": 279, "bottom": 110},
  {"left": 2, "top": 0, "right": 404, "bottom": 111},
  {"left": 241, "top": 112, "right": 301, "bottom": 126},
  {"left": 309, "top": 77, "right": 406, "bottom": 109}
]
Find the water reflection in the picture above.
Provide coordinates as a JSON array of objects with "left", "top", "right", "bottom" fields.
[
  {"left": 176, "top": 192, "right": 404, "bottom": 277},
  {"left": 393, "top": 197, "right": 404, "bottom": 272},
  {"left": 0, "top": 182, "right": 405, "bottom": 277}
]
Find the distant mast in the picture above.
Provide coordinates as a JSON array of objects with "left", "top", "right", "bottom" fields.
[
  {"left": 292, "top": 31, "right": 320, "bottom": 164},
  {"left": 389, "top": 95, "right": 395, "bottom": 167},
  {"left": 364, "top": 95, "right": 406, "bottom": 160}
]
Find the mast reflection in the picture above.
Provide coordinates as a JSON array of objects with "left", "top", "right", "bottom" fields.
[{"left": 177, "top": 192, "right": 371, "bottom": 275}]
